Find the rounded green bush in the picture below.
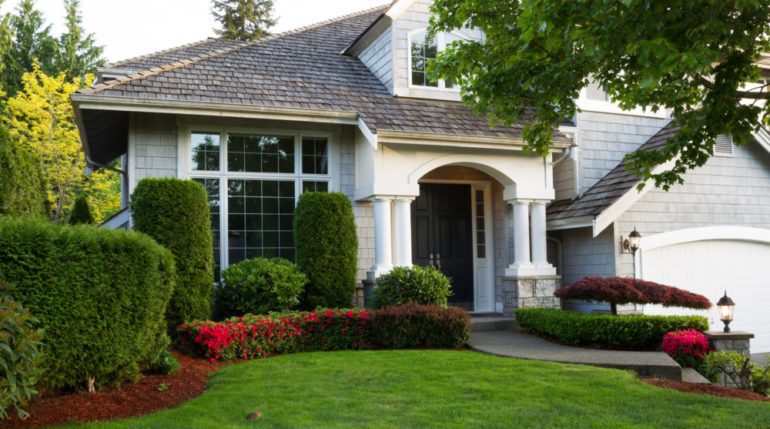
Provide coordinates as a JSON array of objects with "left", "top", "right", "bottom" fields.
[
  {"left": 0, "top": 218, "right": 175, "bottom": 390},
  {"left": 131, "top": 178, "right": 214, "bottom": 331},
  {"left": 374, "top": 266, "right": 452, "bottom": 309},
  {"left": 0, "top": 283, "right": 44, "bottom": 420},
  {"left": 68, "top": 194, "right": 95, "bottom": 225},
  {"left": 294, "top": 192, "right": 357, "bottom": 308},
  {"left": 0, "top": 125, "right": 46, "bottom": 218},
  {"left": 215, "top": 258, "right": 307, "bottom": 319}
]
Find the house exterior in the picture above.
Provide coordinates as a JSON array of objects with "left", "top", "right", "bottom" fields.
[{"left": 74, "top": 1, "right": 770, "bottom": 352}]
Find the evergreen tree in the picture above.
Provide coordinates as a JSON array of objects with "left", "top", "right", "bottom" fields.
[
  {"left": 2, "top": 0, "right": 57, "bottom": 96},
  {"left": 211, "top": 0, "right": 275, "bottom": 42},
  {"left": 68, "top": 194, "right": 94, "bottom": 224},
  {"left": 0, "top": 1, "right": 12, "bottom": 97},
  {"left": 0, "top": 123, "right": 47, "bottom": 218},
  {"left": 56, "top": 0, "right": 105, "bottom": 81}
]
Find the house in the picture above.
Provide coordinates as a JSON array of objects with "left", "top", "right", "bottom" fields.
[{"left": 73, "top": 1, "right": 770, "bottom": 353}]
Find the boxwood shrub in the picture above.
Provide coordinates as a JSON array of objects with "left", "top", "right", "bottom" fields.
[
  {"left": 215, "top": 257, "right": 307, "bottom": 319},
  {"left": 0, "top": 218, "right": 175, "bottom": 390},
  {"left": 373, "top": 265, "right": 452, "bottom": 308},
  {"left": 294, "top": 192, "right": 357, "bottom": 308},
  {"left": 370, "top": 303, "right": 470, "bottom": 348},
  {"left": 516, "top": 308, "right": 708, "bottom": 350},
  {"left": 131, "top": 178, "right": 214, "bottom": 331}
]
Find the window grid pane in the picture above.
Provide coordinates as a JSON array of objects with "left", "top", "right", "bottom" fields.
[
  {"left": 410, "top": 32, "right": 438, "bottom": 88},
  {"left": 475, "top": 190, "right": 486, "bottom": 259},
  {"left": 228, "top": 179, "right": 296, "bottom": 265},
  {"left": 191, "top": 132, "right": 221, "bottom": 171},
  {"left": 301, "top": 137, "right": 329, "bottom": 175},
  {"left": 194, "top": 178, "right": 221, "bottom": 280},
  {"left": 227, "top": 134, "right": 295, "bottom": 173},
  {"left": 302, "top": 181, "right": 329, "bottom": 193}
]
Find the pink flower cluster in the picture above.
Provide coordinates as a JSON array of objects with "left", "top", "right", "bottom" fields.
[{"left": 662, "top": 329, "right": 712, "bottom": 368}]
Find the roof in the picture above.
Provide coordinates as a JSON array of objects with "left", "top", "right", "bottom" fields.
[
  {"left": 547, "top": 121, "right": 678, "bottom": 223},
  {"left": 104, "top": 38, "right": 244, "bottom": 71},
  {"left": 74, "top": 5, "right": 569, "bottom": 161}
]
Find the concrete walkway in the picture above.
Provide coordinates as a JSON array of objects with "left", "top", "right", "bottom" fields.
[{"left": 469, "top": 329, "right": 682, "bottom": 380}]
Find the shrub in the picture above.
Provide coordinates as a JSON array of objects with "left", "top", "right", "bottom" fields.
[
  {"left": 215, "top": 258, "right": 306, "bottom": 319},
  {"left": 0, "top": 285, "right": 44, "bottom": 420},
  {"left": 373, "top": 266, "right": 452, "bottom": 309},
  {"left": 702, "top": 351, "right": 770, "bottom": 395},
  {"left": 0, "top": 218, "right": 175, "bottom": 391},
  {"left": 177, "top": 309, "right": 371, "bottom": 362},
  {"left": 294, "top": 192, "right": 357, "bottom": 308},
  {"left": 151, "top": 349, "right": 181, "bottom": 375},
  {"left": 0, "top": 125, "right": 46, "bottom": 218},
  {"left": 662, "top": 329, "right": 711, "bottom": 368},
  {"left": 68, "top": 194, "right": 95, "bottom": 225},
  {"left": 131, "top": 178, "right": 214, "bottom": 331},
  {"left": 516, "top": 308, "right": 708, "bottom": 350},
  {"left": 370, "top": 303, "right": 469, "bottom": 348},
  {"left": 555, "top": 276, "right": 712, "bottom": 315}
]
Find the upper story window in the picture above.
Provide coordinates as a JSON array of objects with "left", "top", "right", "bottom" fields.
[{"left": 409, "top": 30, "right": 464, "bottom": 90}]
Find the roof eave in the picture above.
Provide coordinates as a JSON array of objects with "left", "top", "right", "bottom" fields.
[{"left": 376, "top": 128, "right": 570, "bottom": 151}]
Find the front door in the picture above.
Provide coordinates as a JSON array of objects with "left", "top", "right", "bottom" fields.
[{"left": 411, "top": 184, "right": 474, "bottom": 309}]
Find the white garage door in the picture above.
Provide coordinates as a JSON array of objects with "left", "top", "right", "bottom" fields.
[{"left": 643, "top": 239, "right": 770, "bottom": 353}]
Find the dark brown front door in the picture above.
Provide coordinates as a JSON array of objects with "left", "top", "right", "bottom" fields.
[{"left": 411, "top": 183, "right": 474, "bottom": 308}]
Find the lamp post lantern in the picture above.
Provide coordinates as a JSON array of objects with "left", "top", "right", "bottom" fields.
[{"left": 716, "top": 291, "right": 735, "bottom": 333}]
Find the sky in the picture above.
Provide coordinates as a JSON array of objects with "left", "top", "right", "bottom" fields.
[{"left": 0, "top": 0, "right": 387, "bottom": 63}]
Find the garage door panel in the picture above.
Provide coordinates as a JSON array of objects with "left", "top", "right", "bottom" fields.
[{"left": 643, "top": 239, "right": 770, "bottom": 354}]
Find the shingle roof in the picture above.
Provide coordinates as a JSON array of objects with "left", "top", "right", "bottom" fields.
[
  {"left": 547, "top": 121, "right": 677, "bottom": 222},
  {"left": 105, "top": 38, "right": 244, "bottom": 70},
  {"left": 77, "top": 6, "right": 566, "bottom": 143}
]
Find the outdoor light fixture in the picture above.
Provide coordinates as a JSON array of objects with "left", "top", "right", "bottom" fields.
[
  {"left": 717, "top": 291, "right": 735, "bottom": 333},
  {"left": 621, "top": 227, "right": 642, "bottom": 255}
]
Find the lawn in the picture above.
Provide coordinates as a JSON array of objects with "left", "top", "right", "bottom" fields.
[{"left": 66, "top": 350, "right": 770, "bottom": 429}]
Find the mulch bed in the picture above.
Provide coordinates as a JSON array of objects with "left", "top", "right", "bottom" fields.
[
  {"left": 643, "top": 378, "right": 770, "bottom": 402},
  {"left": 1, "top": 352, "right": 220, "bottom": 429}
]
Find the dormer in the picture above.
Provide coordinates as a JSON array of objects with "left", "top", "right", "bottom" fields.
[{"left": 344, "top": 0, "right": 482, "bottom": 102}]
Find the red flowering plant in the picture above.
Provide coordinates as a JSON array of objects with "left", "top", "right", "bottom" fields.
[{"left": 662, "top": 329, "right": 712, "bottom": 368}]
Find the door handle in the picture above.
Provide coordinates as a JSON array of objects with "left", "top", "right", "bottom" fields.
[{"left": 429, "top": 253, "right": 434, "bottom": 267}]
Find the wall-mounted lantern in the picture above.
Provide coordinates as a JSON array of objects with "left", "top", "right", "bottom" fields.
[{"left": 621, "top": 227, "right": 642, "bottom": 255}]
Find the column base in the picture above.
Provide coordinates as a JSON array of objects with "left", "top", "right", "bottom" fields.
[
  {"left": 504, "top": 264, "right": 557, "bottom": 278},
  {"left": 501, "top": 275, "right": 561, "bottom": 317}
]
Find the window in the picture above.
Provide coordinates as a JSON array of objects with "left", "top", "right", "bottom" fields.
[
  {"left": 409, "top": 30, "right": 464, "bottom": 89},
  {"left": 187, "top": 130, "right": 332, "bottom": 269},
  {"left": 475, "top": 190, "right": 486, "bottom": 259}
]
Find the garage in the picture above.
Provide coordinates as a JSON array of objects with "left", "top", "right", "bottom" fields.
[{"left": 639, "top": 227, "right": 770, "bottom": 354}]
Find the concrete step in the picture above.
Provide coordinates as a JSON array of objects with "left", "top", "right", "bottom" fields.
[
  {"left": 681, "top": 368, "right": 711, "bottom": 384},
  {"left": 470, "top": 315, "right": 516, "bottom": 333}
]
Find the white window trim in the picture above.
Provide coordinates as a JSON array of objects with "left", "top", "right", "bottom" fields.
[
  {"left": 407, "top": 28, "right": 467, "bottom": 92},
  {"left": 178, "top": 125, "right": 338, "bottom": 270}
]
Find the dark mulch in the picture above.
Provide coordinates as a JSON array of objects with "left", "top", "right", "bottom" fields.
[
  {"left": 1, "top": 352, "right": 220, "bottom": 429},
  {"left": 643, "top": 378, "right": 770, "bottom": 402}
]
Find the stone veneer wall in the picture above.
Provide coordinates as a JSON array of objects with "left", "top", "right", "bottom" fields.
[{"left": 502, "top": 277, "right": 561, "bottom": 317}]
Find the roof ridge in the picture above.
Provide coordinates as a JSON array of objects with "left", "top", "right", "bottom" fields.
[
  {"left": 104, "top": 37, "right": 232, "bottom": 69},
  {"left": 79, "top": 4, "right": 389, "bottom": 95}
]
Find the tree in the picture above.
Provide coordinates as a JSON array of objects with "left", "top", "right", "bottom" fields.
[
  {"left": 0, "top": 0, "right": 12, "bottom": 97},
  {"left": 3, "top": 64, "right": 85, "bottom": 222},
  {"left": 56, "top": 0, "right": 105, "bottom": 81},
  {"left": 2, "top": 0, "right": 57, "bottom": 96},
  {"left": 68, "top": 193, "right": 94, "bottom": 224},
  {"left": 428, "top": 1, "right": 770, "bottom": 190},
  {"left": 0, "top": 123, "right": 47, "bottom": 217},
  {"left": 212, "top": 0, "right": 275, "bottom": 41}
]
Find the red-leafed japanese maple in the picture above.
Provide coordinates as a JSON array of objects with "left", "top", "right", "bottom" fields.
[{"left": 554, "top": 276, "right": 712, "bottom": 315}]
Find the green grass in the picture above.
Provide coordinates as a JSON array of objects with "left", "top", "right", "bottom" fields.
[{"left": 66, "top": 350, "right": 770, "bottom": 429}]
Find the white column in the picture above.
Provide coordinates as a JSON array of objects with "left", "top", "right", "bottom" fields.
[
  {"left": 372, "top": 197, "right": 394, "bottom": 275},
  {"left": 511, "top": 200, "right": 532, "bottom": 269},
  {"left": 530, "top": 201, "right": 549, "bottom": 267},
  {"left": 392, "top": 197, "right": 413, "bottom": 267}
]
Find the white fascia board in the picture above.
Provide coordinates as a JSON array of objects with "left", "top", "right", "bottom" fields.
[
  {"left": 546, "top": 216, "right": 593, "bottom": 231},
  {"left": 753, "top": 127, "right": 770, "bottom": 156},
  {"left": 375, "top": 129, "right": 569, "bottom": 152},
  {"left": 70, "top": 95, "right": 360, "bottom": 125},
  {"left": 358, "top": 118, "right": 378, "bottom": 150},
  {"left": 385, "top": 0, "right": 417, "bottom": 19},
  {"left": 592, "top": 158, "right": 677, "bottom": 237}
]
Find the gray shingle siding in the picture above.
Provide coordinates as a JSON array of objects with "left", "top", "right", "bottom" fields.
[
  {"left": 554, "top": 157, "right": 577, "bottom": 200},
  {"left": 615, "top": 141, "right": 770, "bottom": 277},
  {"left": 359, "top": 26, "right": 393, "bottom": 92},
  {"left": 130, "top": 113, "right": 179, "bottom": 188}
]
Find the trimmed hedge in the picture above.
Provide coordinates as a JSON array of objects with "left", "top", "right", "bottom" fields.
[
  {"left": 0, "top": 218, "right": 174, "bottom": 390},
  {"left": 516, "top": 308, "right": 708, "bottom": 350},
  {"left": 294, "top": 192, "right": 357, "bottom": 308},
  {"left": 215, "top": 258, "right": 307, "bottom": 319},
  {"left": 131, "top": 178, "right": 214, "bottom": 331},
  {"left": 374, "top": 265, "right": 452, "bottom": 308},
  {"left": 0, "top": 125, "right": 46, "bottom": 218},
  {"left": 370, "top": 303, "right": 470, "bottom": 348}
]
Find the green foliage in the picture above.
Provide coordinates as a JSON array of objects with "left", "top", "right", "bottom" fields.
[
  {"left": 211, "top": 0, "right": 275, "bottom": 41},
  {"left": 55, "top": 0, "right": 105, "bottom": 81},
  {"left": 515, "top": 308, "right": 708, "bottom": 350},
  {"left": 68, "top": 194, "right": 94, "bottom": 225},
  {"left": 370, "top": 303, "right": 470, "bottom": 349},
  {"left": 373, "top": 266, "right": 452, "bottom": 309},
  {"left": 294, "top": 192, "right": 357, "bottom": 309},
  {"left": 1, "top": 0, "right": 57, "bottom": 96},
  {"left": 215, "top": 258, "right": 307, "bottom": 319},
  {"left": 151, "top": 348, "right": 180, "bottom": 375},
  {"left": 131, "top": 178, "right": 214, "bottom": 331},
  {"left": 0, "top": 124, "right": 46, "bottom": 217},
  {"left": 428, "top": 0, "right": 770, "bottom": 189},
  {"left": 702, "top": 351, "right": 770, "bottom": 396},
  {"left": 0, "top": 283, "right": 44, "bottom": 421},
  {"left": 0, "top": 217, "right": 174, "bottom": 391}
]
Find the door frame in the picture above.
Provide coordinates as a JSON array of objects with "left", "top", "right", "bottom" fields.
[{"left": 418, "top": 179, "right": 495, "bottom": 313}]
